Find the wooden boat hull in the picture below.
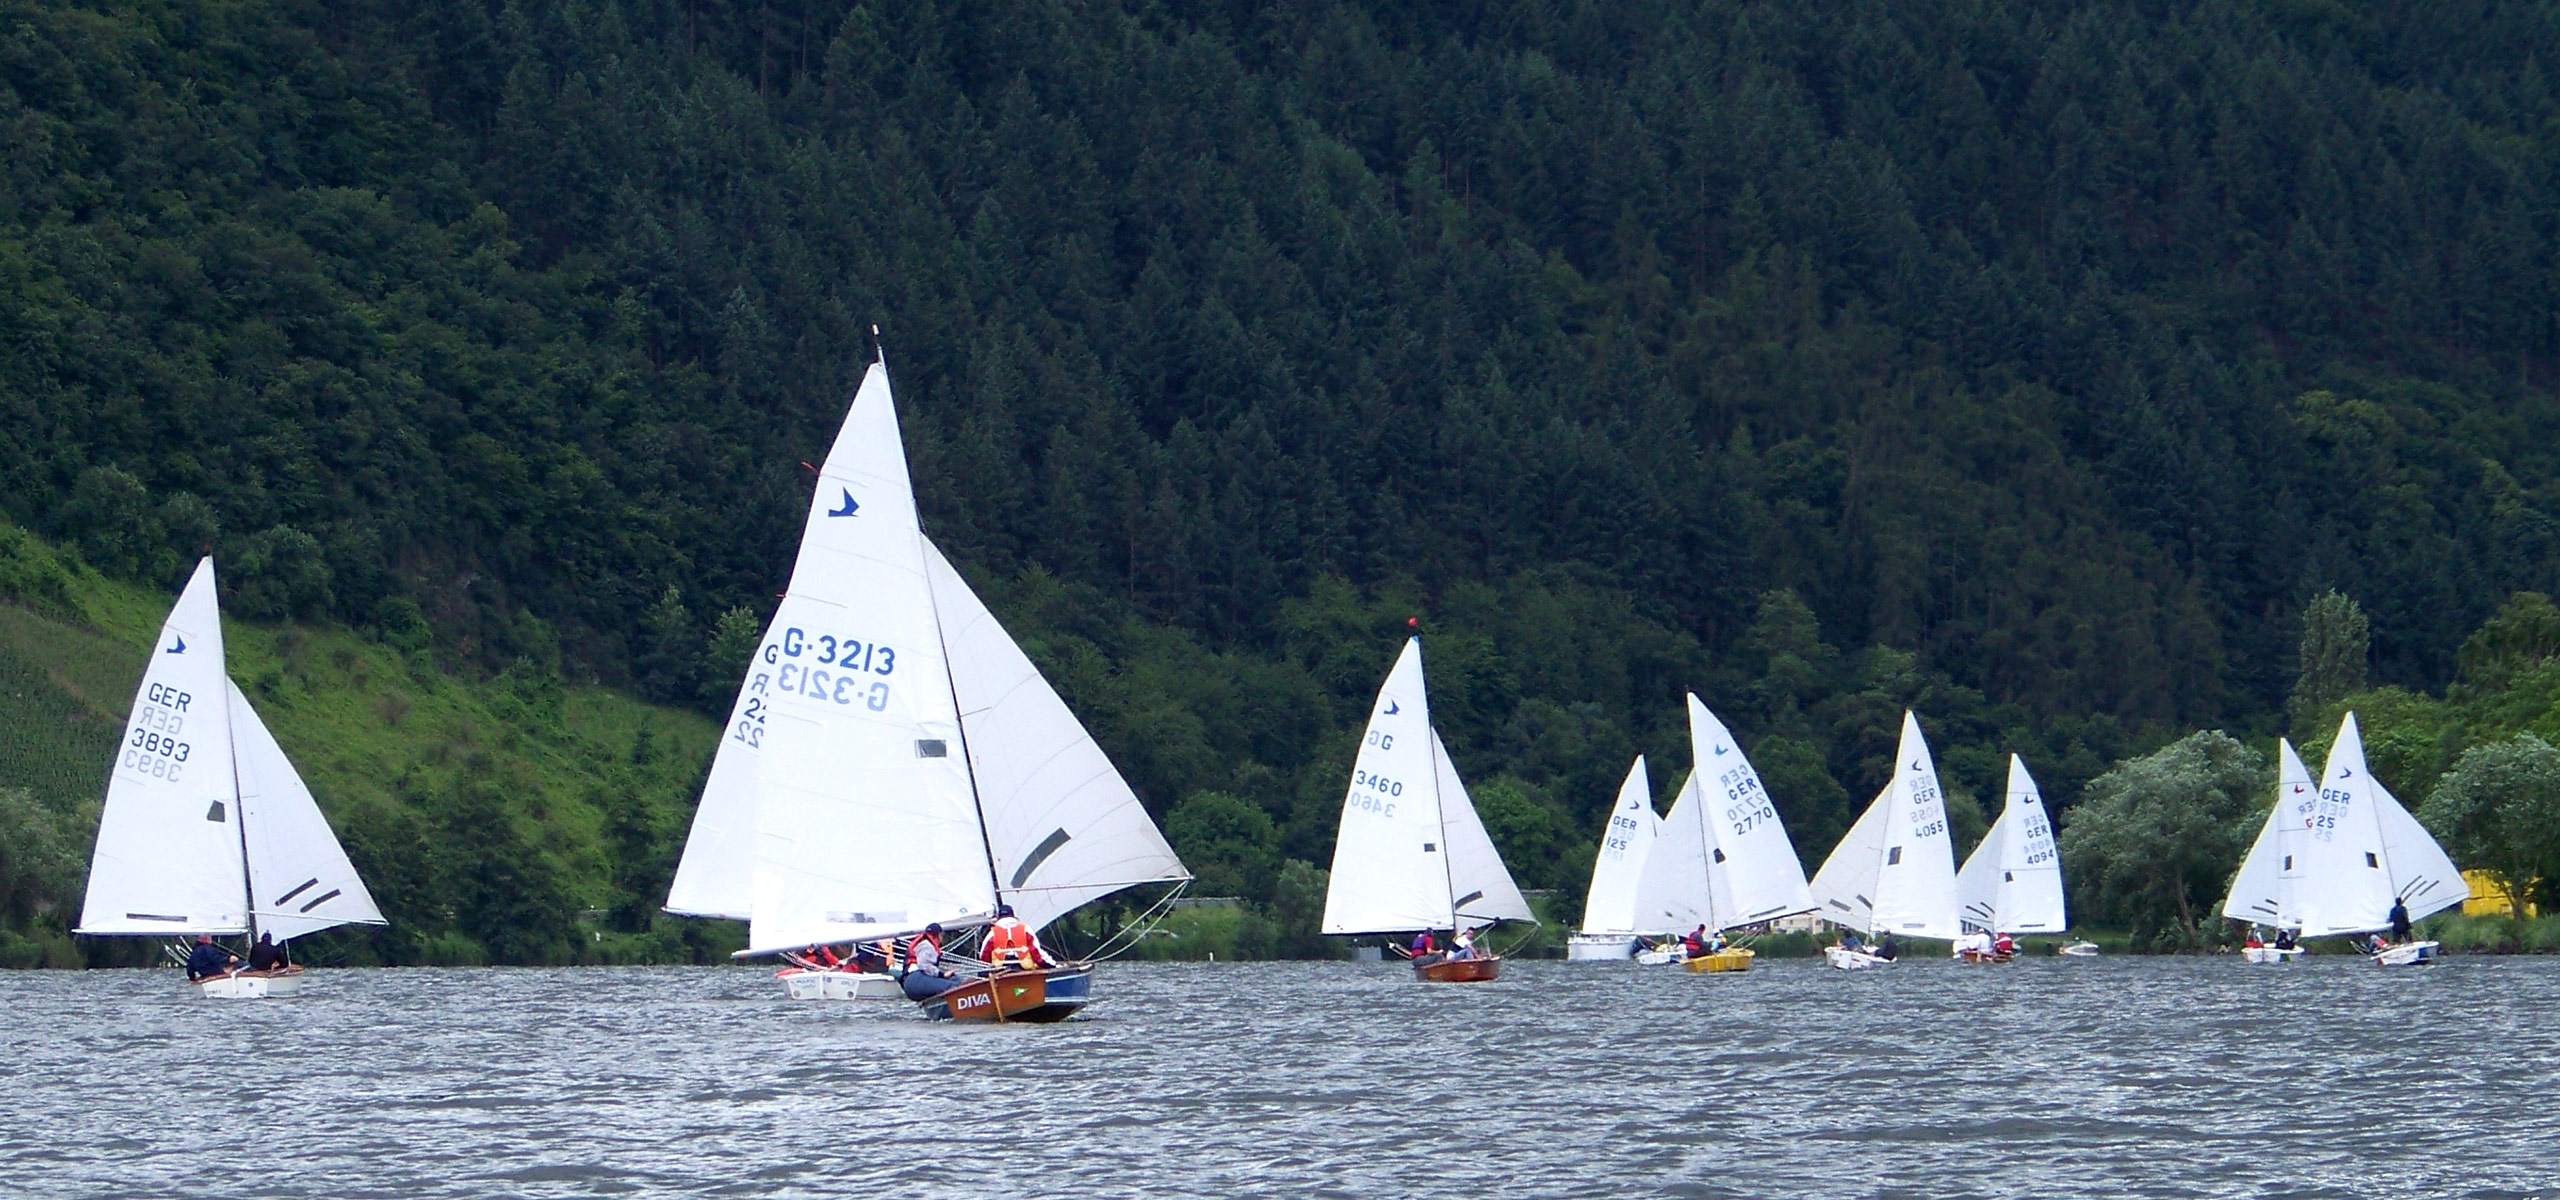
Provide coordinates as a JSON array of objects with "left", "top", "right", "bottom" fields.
[
  {"left": 918, "top": 964, "right": 1093, "bottom": 1022},
  {"left": 2370, "top": 940, "right": 2440, "bottom": 966},
  {"left": 1955, "top": 949, "right": 2016, "bottom": 964},
  {"left": 1683, "top": 947, "right": 1754, "bottom": 973},
  {"left": 194, "top": 966, "right": 303, "bottom": 998},
  {"left": 1413, "top": 954, "right": 1501, "bottom": 982}
]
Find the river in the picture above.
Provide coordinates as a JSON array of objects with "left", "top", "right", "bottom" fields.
[{"left": 4, "top": 955, "right": 2554, "bottom": 1197}]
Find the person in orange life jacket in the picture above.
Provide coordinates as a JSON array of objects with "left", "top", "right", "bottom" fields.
[
  {"left": 901, "top": 922, "right": 962, "bottom": 1001},
  {"left": 849, "top": 940, "right": 891, "bottom": 973},
  {"left": 983, "top": 904, "right": 1049, "bottom": 969},
  {"left": 808, "top": 943, "right": 841, "bottom": 969}
]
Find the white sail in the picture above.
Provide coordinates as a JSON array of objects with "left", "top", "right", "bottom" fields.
[
  {"left": 230, "top": 681, "right": 384, "bottom": 941},
  {"left": 2222, "top": 739, "right": 2316, "bottom": 928},
  {"left": 664, "top": 604, "right": 789, "bottom": 920},
  {"left": 743, "top": 363, "right": 1000, "bottom": 954},
  {"left": 1956, "top": 755, "right": 2065, "bottom": 934},
  {"left": 2294, "top": 713, "right": 2406, "bottom": 938},
  {"left": 77, "top": 559, "right": 248, "bottom": 936},
  {"left": 2372, "top": 778, "right": 2467, "bottom": 922},
  {"left": 1577, "top": 757, "right": 1661, "bottom": 935},
  {"left": 1688, "top": 696, "right": 1816, "bottom": 926},
  {"left": 1808, "top": 711, "right": 1960, "bottom": 938},
  {"left": 1430, "top": 728, "right": 1535, "bottom": 927},
  {"left": 1323, "top": 639, "right": 1458, "bottom": 934},
  {"left": 925, "top": 537, "right": 1188, "bottom": 932},
  {"left": 1632, "top": 770, "right": 1713, "bottom": 933}
]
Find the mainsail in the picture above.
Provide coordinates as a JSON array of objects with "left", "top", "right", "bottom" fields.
[
  {"left": 1955, "top": 755, "right": 2065, "bottom": 935},
  {"left": 77, "top": 558, "right": 382, "bottom": 942},
  {"left": 1807, "top": 710, "right": 1960, "bottom": 939},
  {"left": 2221, "top": 739, "right": 2316, "bottom": 929},
  {"left": 682, "top": 361, "right": 1185, "bottom": 956},
  {"left": 1632, "top": 696, "right": 1817, "bottom": 934},
  {"left": 1322, "top": 638, "right": 1533, "bottom": 935},
  {"left": 1576, "top": 757, "right": 1661, "bottom": 936},
  {"left": 2291, "top": 713, "right": 2466, "bottom": 937}
]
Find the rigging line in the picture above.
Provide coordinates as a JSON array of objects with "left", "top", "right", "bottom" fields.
[
  {"left": 226, "top": 681, "right": 257, "bottom": 943},
  {"left": 1080, "top": 879, "right": 1191, "bottom": 964}
]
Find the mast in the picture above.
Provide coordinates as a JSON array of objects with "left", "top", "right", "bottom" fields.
[
  {"left": 227, "top": 683, "right": 256, "bottom": 942},
  {"left": 1691, "top": 772, "right": 1719, "bottom": 933},
  {"left": 1430, "top": 724, "right": 1459, "bottom": 932}
]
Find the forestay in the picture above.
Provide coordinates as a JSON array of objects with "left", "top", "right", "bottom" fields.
[
  {"left": 2221, "top": 739, "right": 2316, "bottom": 929},
  {"left": 927, "top": 537, "right": 1189, "bottom": 932},
  {"left": 77, "top": 559, "right": 248, "bottom": 936},
  {"left": 744, "top": 364, "right": 1000, "bottom": 955},
  {"left": 1808, "top": 711, "right": 1960, "bottom": 939},
  {"left": 1956, "top": 755, "right": 2065, "bottom": 935},
  {"left": 1577, "top": 757, "right": 1661, "bottom": 936},
  {"left": 231, "top": 680, "right": 384, "bottom": 941}
]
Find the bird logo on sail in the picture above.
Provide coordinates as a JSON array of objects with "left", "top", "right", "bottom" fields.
[
  {"left": 1384, "top": 700, "right": 1400, "bottom": 715},
  {"left": 167, "top": 635, "right": 187, "bottom": 654},
  {"left": 827, "top": 488, "right": 860, "bottom": 517},
  {"left": 1713, "top": 744, "right": 1730, "bottom": 756},
  {"left": 1910, "top": 759, "right": 1923, "bottom": 772}
]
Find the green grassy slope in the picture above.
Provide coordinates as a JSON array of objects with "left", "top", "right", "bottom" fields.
[{"left": 0, "top": 521, "right": 734, "bottom": 965}]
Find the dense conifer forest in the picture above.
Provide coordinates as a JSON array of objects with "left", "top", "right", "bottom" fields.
[{"left": 8, "top": 0, "right": 2560, "bottom": 959}]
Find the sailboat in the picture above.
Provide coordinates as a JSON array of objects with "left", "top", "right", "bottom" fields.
[
  {"left": 1566, "top": 756, "right": 1661, "bottom": 961},
  {"left": 1322, "top": 637, "right": 1535, "bottom": 981},
  {"left": 2221, "top": 739, "right": 2318, "bottom": 962},
  {"left": 1807, "top": 711, "right": 1959, "bottom": 969},
  {"left": 1628, "top": 695, "right": 1816, "bottom": 972},
  {"left": 2280, "top": 713, "right": 2466, "bottom": 966},
  {"left": 76, "top": 559, "right": 385, "bottom": 997},
  {"left": 665, "top": 357, "right": 1191, "bottom": 1020},
  {"left": 1952, "top": 755, "right": 2066, "bottom": 961}
]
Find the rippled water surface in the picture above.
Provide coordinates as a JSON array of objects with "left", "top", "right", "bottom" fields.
[{"left": 5, "top": 956, "right": 2556, "bottom": 1198}]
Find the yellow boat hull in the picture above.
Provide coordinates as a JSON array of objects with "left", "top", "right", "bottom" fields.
[{"left": 1683, "top": 947, "right": 1755, "bottom": 973}]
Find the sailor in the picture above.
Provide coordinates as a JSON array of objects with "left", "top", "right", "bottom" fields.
[
  {"left": 809, "top": 943, "right": 842, "bottom": 969},
  {"left": 2244, "top": 927, "right": 2265, "bottom": 950},
  {"left": 1704, "top": 929, "right": 1726, "bottom": 954},
  {"left": 1992, "top": 932, "right": 2015, "bottom": 958},
  {"left": 2389, "top": 897, "right": 2412, "bottom": 944},
  {"left": 184, "top": 934, "right": 239, "bottom": 981},
  {"left": 2274, "top": 927, "right": 2298, "bottom": 951},
  {"left": 1838, "top": 930, "right": 1866, "bottom": 954},
  {"left": 982, "top": 904, "right": 1049, "bottom": 970},
  {"left": 1408, "top": 929, "right": 1437, "bottom": 961},
  {"left": 1448, "top": 927, "right": 1478, "bottom": 960},
  {"left": 849, "top": 940, "right": 891, "bottom": 973},
  {"left": 901, "top": 923, "right": 961, "bottom": 1000},
  {"left": 246, "top": 932, "right": 289, "bottom": 972},
  {"left": 1874, "top": 934, "right": 1900, "bottom": 961},
  {"left": 1682, "top": 925, "right": 1708, "bottom": 958}
]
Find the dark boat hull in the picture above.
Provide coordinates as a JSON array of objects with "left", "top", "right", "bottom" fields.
[
  {"left": 1412, "top": 954, "right": 1501, "bottom": 982},
  {"left": 917, "top": 964, "right": 1094, "bottom": 1022}
]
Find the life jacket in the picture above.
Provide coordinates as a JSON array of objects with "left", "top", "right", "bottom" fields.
[
  {"left": 985, "top": 918, "right": 1036, "bottom": 965},
  {"left": 905, "top": 933, "right": 941, "bottom": 970}
]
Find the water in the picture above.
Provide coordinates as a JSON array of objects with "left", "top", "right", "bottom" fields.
[{"left": 4, "top": 956, "right": 2555, "bottom": 1198}]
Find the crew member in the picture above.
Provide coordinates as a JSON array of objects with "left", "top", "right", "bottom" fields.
[
  {"left": 247, "top": 932, "right": 289, "bottom": 972},
  {"left": 2389, "top": 897, "right": 2412, "bottom": 944},
  {"left": 2244, "top": 928, "right": 2265, "bottom": 950},
  {"left": 1992, "top": 932, "right": 2015, "bottom": 958},
  {"left": 1448, "top": 927, "right": 1478, "bottom": 960},
  {"left": 982, "top": 904, "right": 1049, "bottom": 970},
  {"left": 1875, "top": 934, "right": 1900, "bottom": 961},
  {"left": 901, "top": 923, "right": 961, "bottom": 1000},
  {"left": 184, "top": 934, "right": 239, "bottom": 981},
  {"left": 1409, "top": 930, "right": 1437, "bottom": 961}
]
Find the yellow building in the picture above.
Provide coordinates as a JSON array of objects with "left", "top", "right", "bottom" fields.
[{"left": 2461, "top": 869, "right": 2541, "bottom": 918}]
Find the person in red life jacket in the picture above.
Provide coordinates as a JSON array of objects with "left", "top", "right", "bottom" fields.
[
  {"left": 1681, "top": 925, "right": 1708, "bottom": 959},
  {"left": 1992, "top": 932, "right": 2016, "bottom": 958},
  {"left": 982, "top": 904, "right": 1049, "bottom": 970},
  {"left": 808, "top": 943, "right": 842, "bottom": 969},
  {"left": 900, "top": 922, "right": 961, "bottom": 1000}
]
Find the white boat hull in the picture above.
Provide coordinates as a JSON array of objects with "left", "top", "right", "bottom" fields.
[
  {"left": 1567, "top": 934, "right": 1639, "bottom": 961},
  {"left": 194, "top": 970, "right": 302, "bottom": 998},
  {"left": 2370, "top": 941, "right": 2439, "bottom": 967},
  {"left": 2241, "top": 946, "right": 2304, "bottom": 964},
  {"left": 779, "top": 969, "right": 901, "bottom": 1000},
  {"left": 1633, "top": 947, "right": 1683, "bottom": 966},
  {"left": 1825, "top": 946, "right": 1891, "bottom": 970},
  {"left": 2058, "top": 941, "right": 2100, "bottom": 957}
]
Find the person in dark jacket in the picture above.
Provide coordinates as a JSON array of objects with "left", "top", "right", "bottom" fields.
[
  {"left": 246, "top": 933, "right": 289, "bottom": 971},
  {"left": 184, "top": 934, "right": 239, "bottom": 981},
  {"left": 2389, "top": 897, "right": 2413, "bottom": 944},
  {"left": 1875, "top": 934, "right": 1900, "bottom": 962}
]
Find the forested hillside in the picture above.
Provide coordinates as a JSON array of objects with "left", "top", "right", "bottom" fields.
[{"left": 9, "top": 0, "right": 2560, "bottom": 955}]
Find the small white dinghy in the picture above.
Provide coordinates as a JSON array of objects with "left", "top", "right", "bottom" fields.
[
  {"left": 76, "top": 559, "right": 386, "bottom": 997},
  {"left": 778, "top": 967, "right": 904, "bottom": 1000},
  {"left": 1567, "top": 758, "right": 1662, "bottom": 962},
  {"left": 1808, "top": 712, "right": 1960, "bottom": 970},
  {"left": 2240, "top": 945, "right": 2304, "bottom": 964},
  {"left": 2058, "top": 941, "right": 2100, "bottom": 958},
  {"left": 2371, "top": 940, "right": 2441, "bottom": 967}
]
